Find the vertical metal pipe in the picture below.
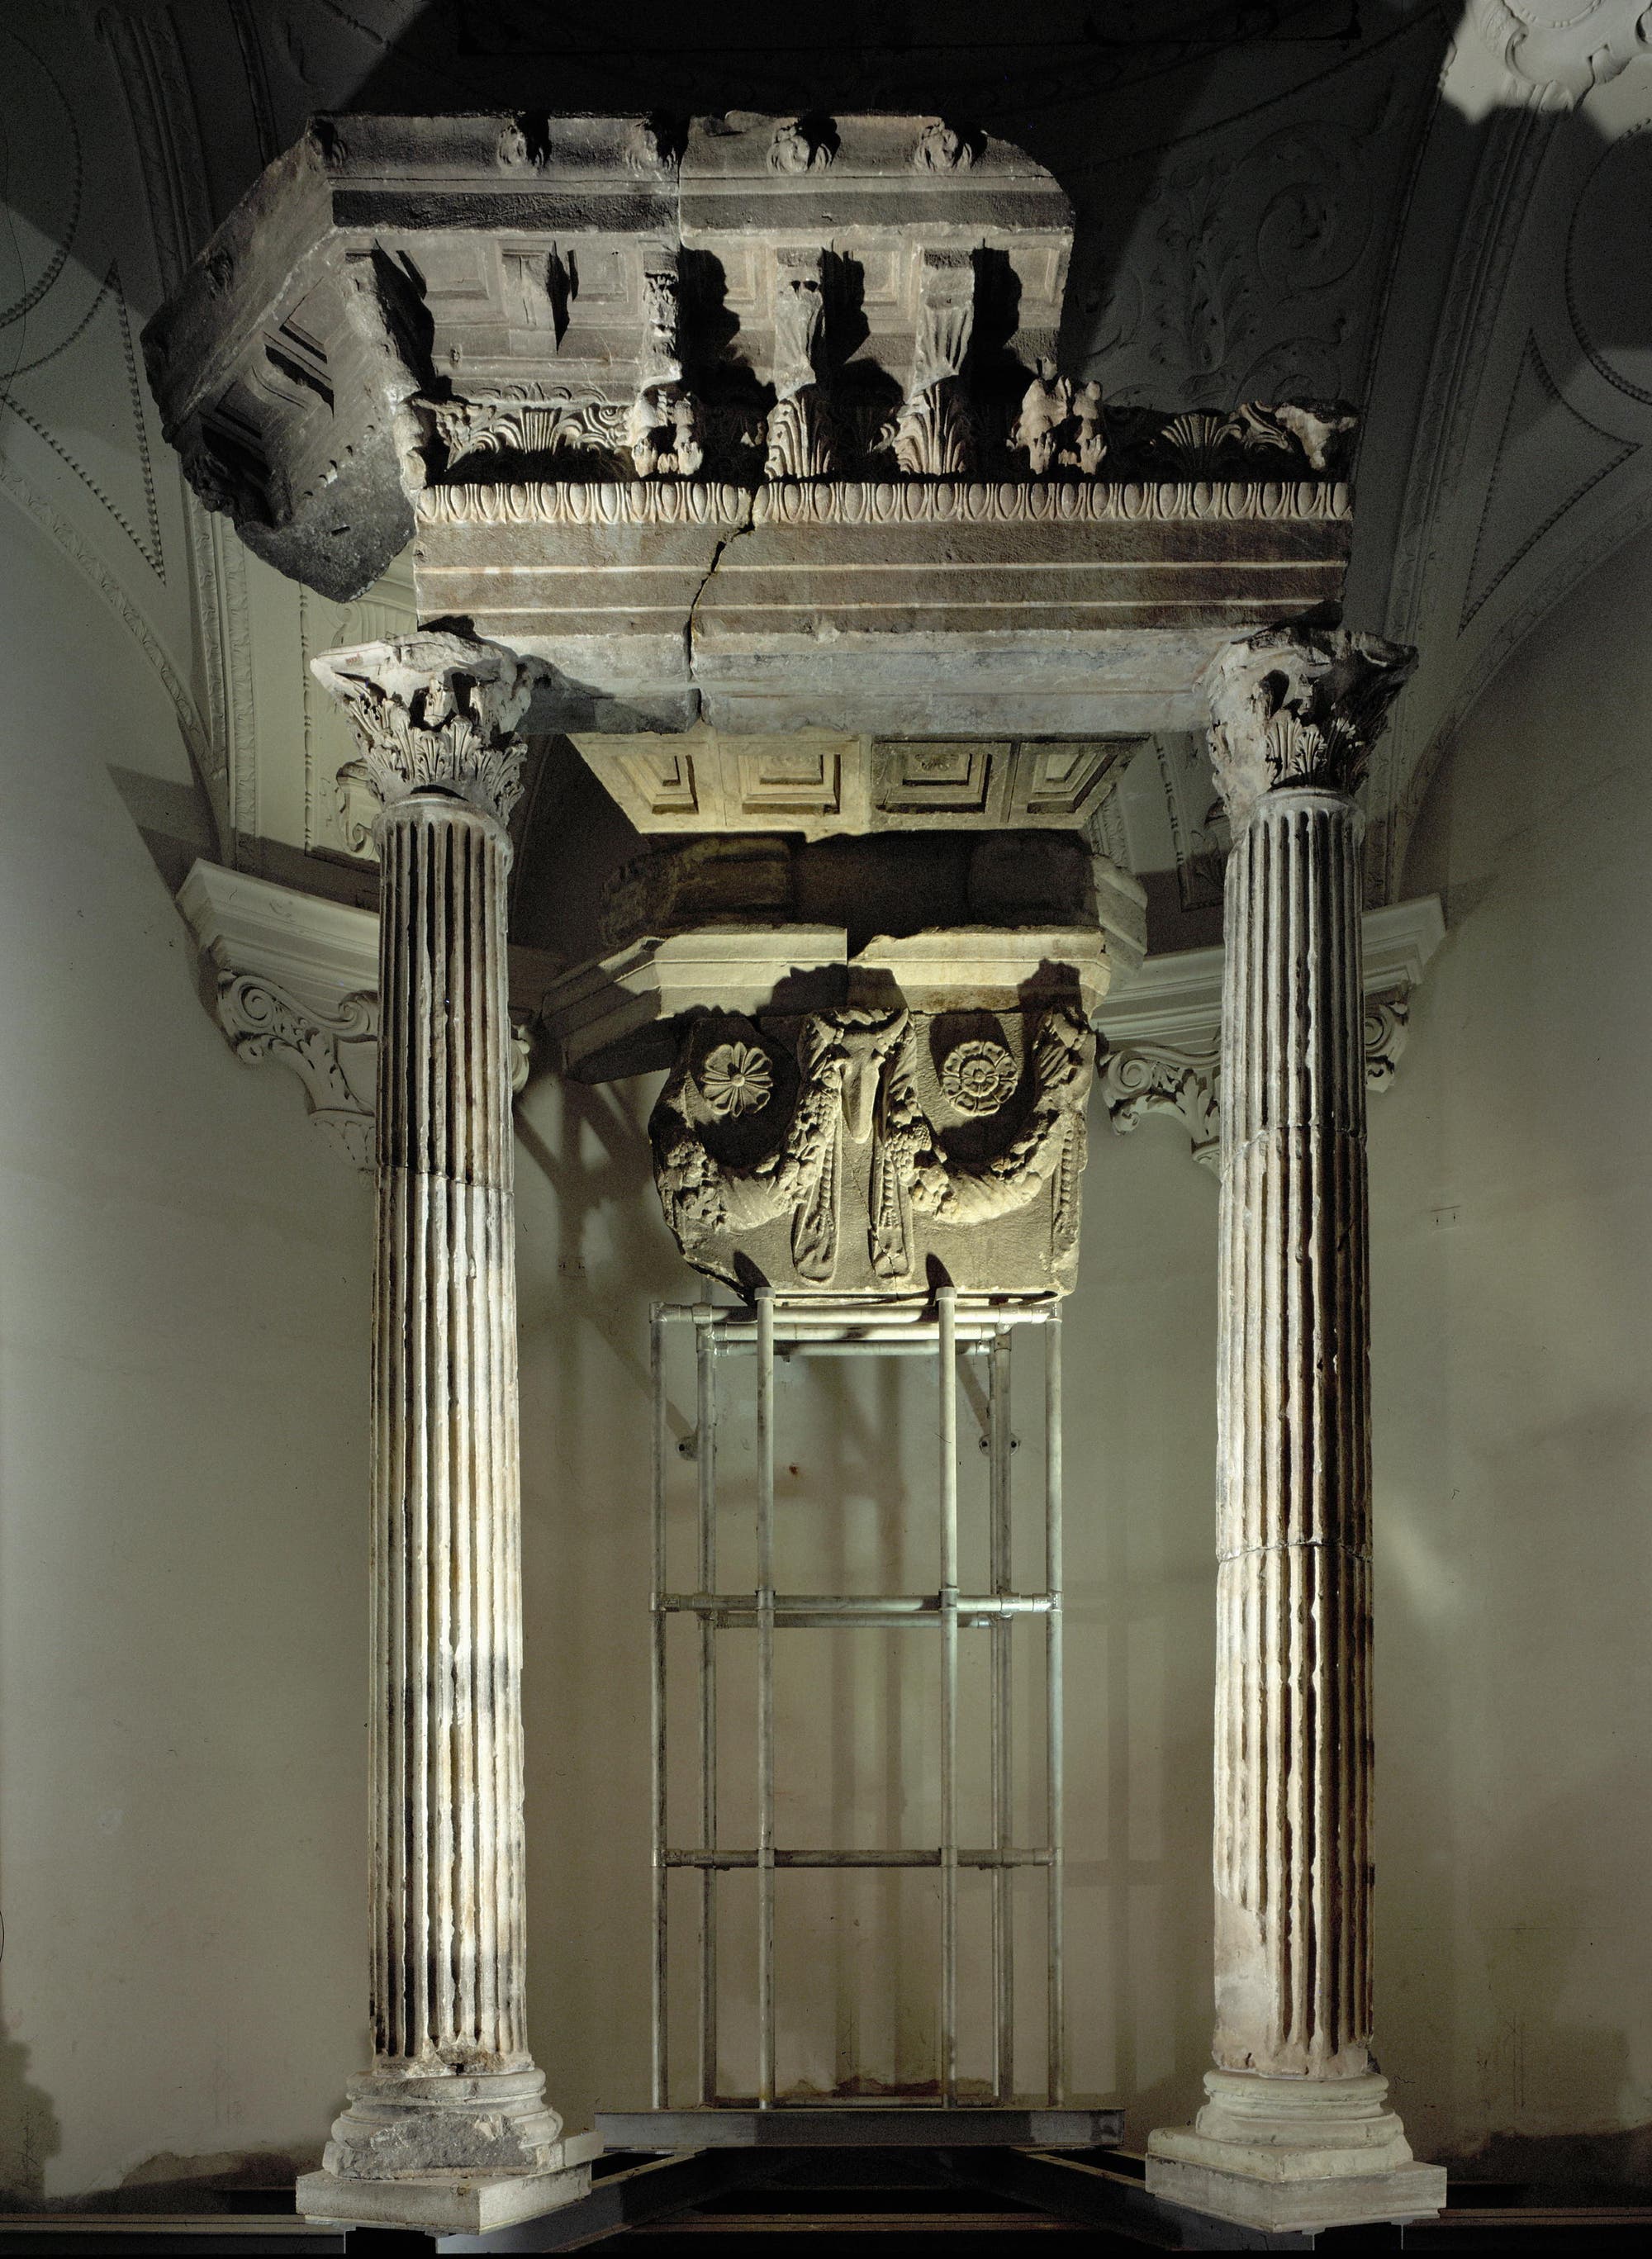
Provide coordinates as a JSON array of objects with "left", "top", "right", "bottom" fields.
[
  {"left": 650, "top": 1305, "right": 668, "bottom": 2109},
  {"left": 1045, "top": 1310, "right": 1066, "bottom": 2104},
  {"left": 695, "top": 1307, "right": 719, "bottom": 2107},
  {"left": 938, "top": 1286, "right": 959, "bottom": 2105},
  {"left": 989, "top": 1329, "right": 1014, "bottom": 2101},
  {"left": 755, "top": 1288, "right": 777, "bottom": 2108}
]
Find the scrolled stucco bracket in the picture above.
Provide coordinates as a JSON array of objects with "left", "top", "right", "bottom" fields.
[{"left": 1094, "top": 899, "right": 1444, "bottom": 1170}]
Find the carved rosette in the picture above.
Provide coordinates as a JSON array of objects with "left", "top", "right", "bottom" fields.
[
  {"left": 649, "top": 1000, "right": 1094, "bottom": 1295},
  {"left": 311, "top": 632, "right": 540, "bottom": 830}
]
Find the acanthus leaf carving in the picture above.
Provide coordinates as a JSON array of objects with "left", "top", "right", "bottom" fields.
[
  {"left": 883, "top": 251, "right": 980, "bottom": 477},
  {"left": 1207, "top": 618, "right": 1417, "bottom": 831},
  {"left": 310, "top": 631, "right": 541, "bottom": 828},
  {"left": 765, "top": 250, "right": 838, "bottom": 481}
]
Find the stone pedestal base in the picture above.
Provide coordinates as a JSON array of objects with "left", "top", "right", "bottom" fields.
[
  {"left": 297, "top": 2141, "right": 597, "bottom": 2233},
  {"left": 320, "top": 2066, "right": 567, "bottom": 2178},
  {"left": 1146, "top": 2072, "right": 1447, "bottom": 2233}
]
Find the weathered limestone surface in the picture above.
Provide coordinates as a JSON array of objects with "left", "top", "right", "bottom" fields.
[
  {"left": 142, "top": 112, "right": 1354, "bottom": 738},
  {"left": 1146, "top": 620, "right": 1446, "bottom": 2235},
  {"left": 294, "top": 634, "right": 586, "bottom": 2234}
]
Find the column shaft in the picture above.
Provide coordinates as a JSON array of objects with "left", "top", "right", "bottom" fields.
[
  {"left": 297, "top": 632, "right": 584, "bottom": 2231},
  {"left": 1214, "top": 791, "right": 1370, "bottom": 2079},
  {"left": 1146, "top": 617, "right": 1441, "bottom": 2235},
  {"left": 372, "top": 802, "right": 526, "bottom": 2072}
]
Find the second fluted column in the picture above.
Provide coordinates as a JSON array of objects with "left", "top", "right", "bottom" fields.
[{"left": 1147, "top": 620, "right": 1446, "bottom": 2235}]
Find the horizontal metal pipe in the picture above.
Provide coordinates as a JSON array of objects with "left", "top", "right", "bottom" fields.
[
  {"left": 663, "top": 1847, "right": 1056, "bottom": 1870},
  {"left": 660, "top": 1592, "right": 1053, "bottom": 1620}
]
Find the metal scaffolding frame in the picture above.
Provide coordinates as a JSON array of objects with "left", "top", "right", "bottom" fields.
[{"left": 648, "top": 1288, "right": 1066, "bottom": 2114}]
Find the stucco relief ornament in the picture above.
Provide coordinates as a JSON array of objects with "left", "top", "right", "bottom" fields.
[
  {"left": 311, "top": 631, "right": 542, "bottom": 828},
  {"left": 1471, "top": 0, "right": 1652, "bottom": 106},
  {"left": 940, "top": 1038, "right": 1018, "bottom": 1114},
  {"left": 1206, "top": 617, "right": 1418, "bottom": 833}
]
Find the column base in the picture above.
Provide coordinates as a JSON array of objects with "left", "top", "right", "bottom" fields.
[
  {"left": 1146, "top": 2072, "right": 1447, "bottom": 2233},
  {"left": 297, "top": 2138, "right": 599, "bottom": 2233}
]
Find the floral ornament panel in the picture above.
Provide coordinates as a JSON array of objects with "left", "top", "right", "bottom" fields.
[
  {"left": 697, "top": 1040, "right": 776, "bottom": 1119},
  {"left": 940, "top": 1037, "right": 1017, "bottom": 1115}
]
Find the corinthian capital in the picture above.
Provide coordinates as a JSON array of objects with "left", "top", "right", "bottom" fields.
[
  {"left": 1206, "top": 618, "right": 1417, "bottom": 831},
  {"left": 311, "top": 632, "right": 541, "bottom": 828}
]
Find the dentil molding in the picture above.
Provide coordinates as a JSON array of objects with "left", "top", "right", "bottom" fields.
[{"left": 1096, "top": 896, "right": 1446, "bottom": 1169}]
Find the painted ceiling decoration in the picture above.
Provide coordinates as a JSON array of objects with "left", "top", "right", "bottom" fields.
[{"left": 2, "top": 0, "right": 1651, "bottom": 972}]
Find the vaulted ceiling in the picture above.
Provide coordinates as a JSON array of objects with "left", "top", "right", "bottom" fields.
[{"left": 5, "top": 0, "right": 1651, "bottom": 956}]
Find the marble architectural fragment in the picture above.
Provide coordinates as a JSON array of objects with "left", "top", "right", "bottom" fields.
[
  {"left": 567, "top": 727, "right": 1132, "bottom": 840},
  {"left": 144, "top": 112, "right": 1355, "bottom": 738},
  {"left": 294, "top": 632, "right": 586, "bottom": 2235},
  {"left": 652, "top": 985, "right": 1095, "bottom": 1298},
  {"left": 1146, "top": 620, "right": 1446, "bottom": 2234}
]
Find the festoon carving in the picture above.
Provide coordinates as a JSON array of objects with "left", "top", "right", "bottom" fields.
[
  {"left": 309, "top": 632, "right": 541, "bottom": 828},
  {"left": 1207, "top": 617, "right": 1419, "bottom": 831},
  {"left": 651, "top": 1002, "right": 1094, "bottom": 1294}
]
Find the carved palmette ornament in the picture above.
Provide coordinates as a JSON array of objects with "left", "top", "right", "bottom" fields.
[{"left": 649, "top": 1001, "right": 1095, "bottom": 1293}]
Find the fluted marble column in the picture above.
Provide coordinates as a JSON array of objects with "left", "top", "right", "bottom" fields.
[
  {"left": 1146, "top": 621, "right": 1446, "bottom": 2235},
  {"left": 296, "top": 635, "right": 591, "bottom": 2237}
]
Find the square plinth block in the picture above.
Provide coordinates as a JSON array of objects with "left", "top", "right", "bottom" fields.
[{"left": 297, "top": 2135, "right": 600, "bottom": 2233}]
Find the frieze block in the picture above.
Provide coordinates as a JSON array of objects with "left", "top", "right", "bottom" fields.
[{"left": 650, "top": 996, "right": 1094, "bottom": 1295}]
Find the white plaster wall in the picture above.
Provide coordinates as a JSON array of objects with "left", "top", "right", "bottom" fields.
[
  {"left": 1372, "top": 518, "right": 1652, "bottom": 2171},
  {"left": 0, "top": 516, "right": 371, "bottom": 2201}
]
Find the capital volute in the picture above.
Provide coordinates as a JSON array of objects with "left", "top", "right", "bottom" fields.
[
  {"left": 311, "top": 632, "right": 543, "bottom": 830},
  {"left": 1206, "top": 618, "right": 1417, "bottom": 832}
]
